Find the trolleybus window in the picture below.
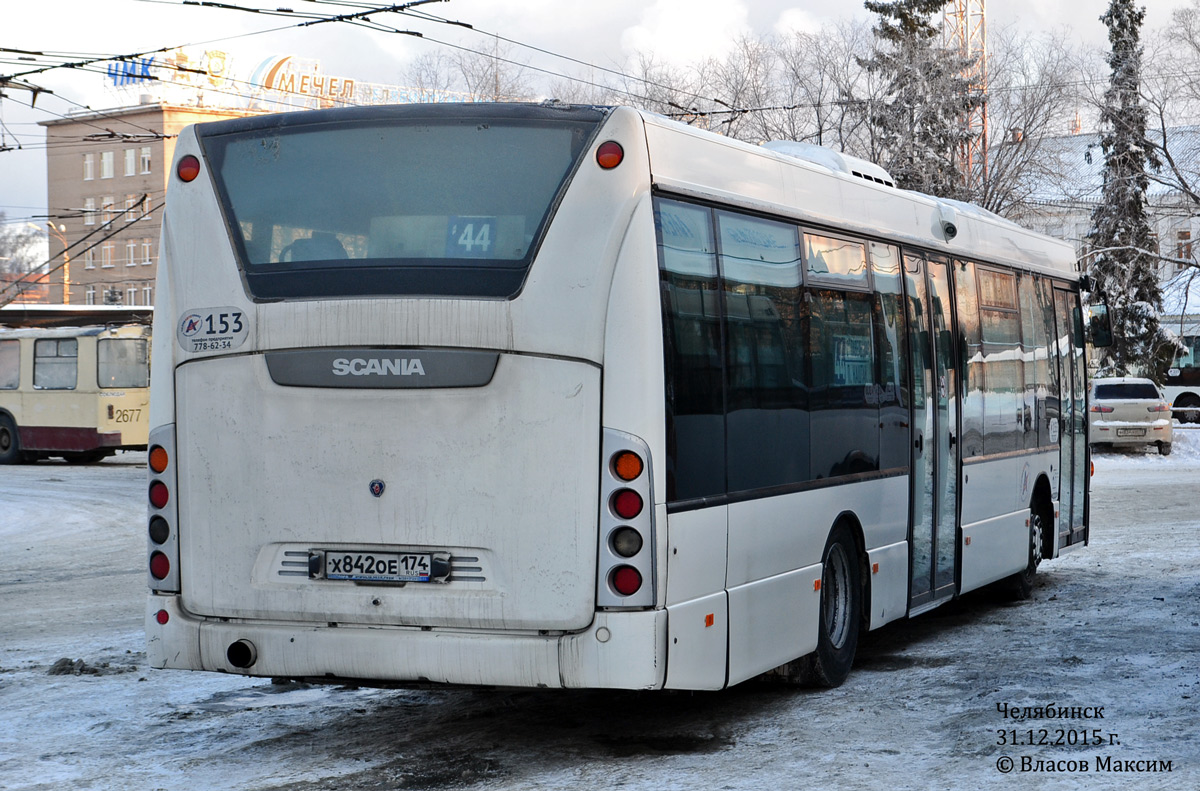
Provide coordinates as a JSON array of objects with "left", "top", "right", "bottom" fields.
[
  {"left": 98, "top": 337, "right": 150, "bottom": 388},
  {"left": 33, "top": 338, "right": 77, "bottom": 390},
  {"left": 0, "top": 340, "right": 17, "bottom": 389},
  {"left": 199, "top": 109, "right": 603, "bottom": 300}
]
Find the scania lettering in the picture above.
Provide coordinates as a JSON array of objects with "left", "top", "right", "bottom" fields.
[
  {"left": 147, "top": 103, "right": 1096, "bottom": 691},
  {"left": 332, "top": 358, "right": 426, "bottom": 377}
]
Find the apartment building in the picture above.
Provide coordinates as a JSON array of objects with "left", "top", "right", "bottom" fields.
[{"left": 39, "top": 102, "right": 259, "bottom": 306}]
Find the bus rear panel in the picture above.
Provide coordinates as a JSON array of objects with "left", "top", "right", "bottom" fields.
[{"left": 146, "top": 104, "right": 668, "bottom": 688}]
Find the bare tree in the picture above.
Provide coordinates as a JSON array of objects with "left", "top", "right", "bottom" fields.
[
  {"left": 977, "top": 27, "right": 1086, "bottom": 215},
  {"left": 1139, "top": 3, "right": 1200, "bottom": 207},
  {"left": 0, "top": 214, "right": 42, "bottom": 277},
  {"left": 617, "top": 53, "right": 714, "bottom": 123},
  {"left": 452, "top": 37, "right": 532, "bottom": 102},
  {"left": 771, "top": 20, "right": 882, "bottom": 155},
  {"left": 707, "top": 36, "right": 778, "bottom": 142},
  {"left": 405, "top": 51, "right": 458, "bottom": 102}
]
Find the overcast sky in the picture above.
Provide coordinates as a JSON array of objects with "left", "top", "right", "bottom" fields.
[{"left": 0, "top": 0, "right": 1182, "bottom": 226}]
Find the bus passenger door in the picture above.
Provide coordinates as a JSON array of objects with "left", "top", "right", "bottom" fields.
[
  {"left": 904, "top": 255, "right": 959, "bottom": 611},
  {"left": 1053, "top": 287, "right": 1088, "bottom": 548}
]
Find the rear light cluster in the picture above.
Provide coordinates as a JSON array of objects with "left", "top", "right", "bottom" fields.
[
  {"left": 597, "top": 430, "right": 655, "bottom": 609},
  {"left": 147, "top": 425, "right": 181, "bottom": 593},
  {"left": 1090, "top": 405, "right": 1114, "bottom": 413},
  {"left": 1148, "top": 404, "right": 1170, "bottom": 413}
]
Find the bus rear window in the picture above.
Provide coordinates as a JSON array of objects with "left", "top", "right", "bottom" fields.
[{"left": 198, "top": 107, "right": 604, "bottom": 300}]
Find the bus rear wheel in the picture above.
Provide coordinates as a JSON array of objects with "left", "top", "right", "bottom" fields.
[
  {"left": 789, "top": 524, "right": 862, "bottom": 688},
  {"left": 1004, "top": 504, "right": 1045, "bottom": 600},
  {"left": 0, "top": 415, "right": 22, "bottom": 465}
]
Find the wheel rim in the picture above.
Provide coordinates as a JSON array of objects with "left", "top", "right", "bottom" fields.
[
  {"left": 1030, "top": 512, "right": 1043, "bottom": 570},
  {"left": 0, "top": 427, "right": 11, "bottom": 453},
  {"left": 823, "top": 542, "right": 852, "bottom": 650}
]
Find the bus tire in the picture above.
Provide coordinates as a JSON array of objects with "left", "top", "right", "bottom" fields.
[
  {"left": 795, "top": 524, "right": 862, "bottom": 688},
  {"left": 1004, "top": 503, "right": 1045, "bottom": 600},
  {"left": 0, "top": 414, "right": 22, "bottom": 465}
]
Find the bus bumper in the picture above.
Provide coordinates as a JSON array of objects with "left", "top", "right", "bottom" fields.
[{"left": 146, "top": 595, "right": 666, "bottom": 690}]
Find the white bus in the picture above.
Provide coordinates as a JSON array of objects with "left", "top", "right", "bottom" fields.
[
  {"left": 1162, "top": 324, "right": 1200, "bottom": 421},
  {"left": 0, "top": 323, "right": 150, "bottom": 463},
  {"left": 146, "top": 104, "right": 1093, "bottom": 690}
]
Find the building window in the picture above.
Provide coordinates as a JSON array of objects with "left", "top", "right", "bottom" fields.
[
  {"left": 124, "top": 148, "right": 136, "bottom": 177},
  {"left": 1177, "top": 231, "right": 1193, "bottom": 274},
  {"left": 84, "top": 197, "right": 96, "bottom": 226},
  {"left": 101, "top": 243, "right": 115, "bottom": 268},
  {"left": 84, "top": 249, "right": 95, "bottom": 270},
  {"left": 125, "top": 194, "right": 137, "bottom": 222},
  {"left": 143, "top": 285, "right": 153, "bottom": 305},
  {"left": 83, "top": 153, "right": 95, "bottom": 181},
  {"left": 102, "top": 197, "right": 114, "bottom": 225},
  {"left": 127, "top": 287, "right": 138, "bottom": 305},
  {"left": 127, "top": 240, "right": 138, "bottom": 266},
  {"left": 86, "top": 286, "right": 96, "bottom": 305},
  {"left": 140, "top": 146, "right": 152, "bottom": 174},
  {"left": 100, "top": 151, "right": 114, "bottom": 179},
  {"left": 141, "top": 238, "right": 153, "bottom": 264}
]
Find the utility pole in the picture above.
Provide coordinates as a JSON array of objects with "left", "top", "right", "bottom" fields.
[{"left": 943, "top": 0, "right": 988, "bottom": 191}]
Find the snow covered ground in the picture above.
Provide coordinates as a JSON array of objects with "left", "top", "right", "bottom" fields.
[{"left": 1, "top": 438, "right": 1197, "bottom": 790}]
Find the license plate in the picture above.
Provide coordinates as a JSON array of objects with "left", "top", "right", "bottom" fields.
[
  {"left": 322, "top": 551, "right": 438, "bottom": 583},
  {"left": 1116, "top": 428, "right": 1146, "bottom": 437}
]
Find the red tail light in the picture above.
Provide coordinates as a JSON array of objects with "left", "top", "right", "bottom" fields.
[
  {"left": 612, "top": 489, "right": 643, "bottom": 519},
  {"left": 1148, "top": 404, "right": 1170, "bottom": 412},
  {"left": 150, "top": 551, "right": 171, "bottom": 580},
  {"left": 611, "top": 566, "right": 642, "bottom": 596},
  {"left": 1090, "top": 405, "right": 1113, "bottom": 413},
  {"left": 155, "top": 609, "right": 170, "bottom": 625},
  {"left": 149, "top": 481, "right": 169, "bottom": 509}
]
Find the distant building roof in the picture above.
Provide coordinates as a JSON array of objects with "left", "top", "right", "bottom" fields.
[{"left": 1022, "top": 126, "right": 1200, "bottom": 208}]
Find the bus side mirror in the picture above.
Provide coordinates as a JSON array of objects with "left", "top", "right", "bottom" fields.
[{"left": 1087, "top": 304, "right": 1113, "bottom": 348}]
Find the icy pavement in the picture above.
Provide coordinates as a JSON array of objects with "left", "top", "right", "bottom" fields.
[{"left": 0, "top": 442, "right": 1197, "bottom": 790}]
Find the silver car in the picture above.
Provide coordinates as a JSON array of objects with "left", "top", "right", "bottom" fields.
[{"left": 1088, "top": 377, "right": 1173, "bottom": 455}]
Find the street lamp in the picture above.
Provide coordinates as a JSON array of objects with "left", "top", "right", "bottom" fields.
[
  {"left": 47, "top": 223, "right": 70, "bottom": 305},
  {"left": 25, "top": 222, "right": 71, "bottom": 304}
]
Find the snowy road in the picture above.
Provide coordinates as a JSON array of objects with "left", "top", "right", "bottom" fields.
[{"left": 1, "top": 440, "right": 1197, "bottom": 790}]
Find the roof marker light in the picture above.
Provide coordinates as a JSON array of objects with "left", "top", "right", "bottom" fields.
[
  {"left": 596, "top": 141, "right": 624, "bottom": 169},
  {"left": 177, "top": 155, "right": 201, "bottom": 182}
]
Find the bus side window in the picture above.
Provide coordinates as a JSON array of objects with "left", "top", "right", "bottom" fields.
[
  {"left": 655, "top": 198, "right": 724, "bottom": 502},
  {"left": 718, "top": 210, "right": 808, "bottom": 493},
  {"left": 870, "top": 242, "right": 909, "bottom": 471},
  {"left": 808, "top": 288, "right": 879, "bottom": 478}
]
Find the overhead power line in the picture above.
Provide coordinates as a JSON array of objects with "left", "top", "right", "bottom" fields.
[{"left": 0, "top": 195, "right": 158, "bottom": 308}]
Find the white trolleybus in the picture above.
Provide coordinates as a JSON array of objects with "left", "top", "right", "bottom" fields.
[
  {"left": 0, "top": 323, "right": 150, "bottom": 463},
  {"left": 146, "top": 104, "right": 1094, "bottom": 690}
]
